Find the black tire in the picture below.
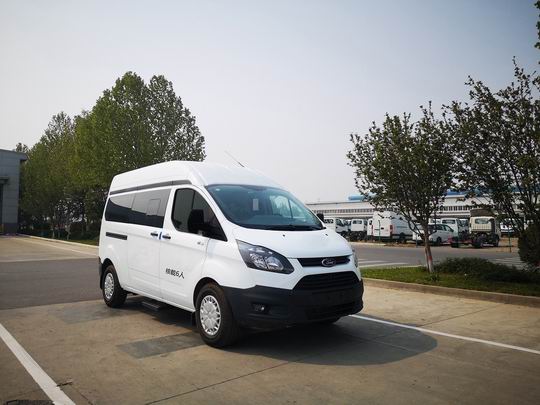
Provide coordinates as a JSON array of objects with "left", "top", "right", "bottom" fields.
[
  {"left": 102, "top": 265, "right": 127, "bottom": 308},
  {"left": 493, "top": 236, "right": 499, "bottom": 247},
  {"left": 436, "top": 237, "right": 442, "bottom": 246},
  {"left": 196, "top": 283, "right": 239, "bottom": 348},
  {"left": 399, "top": 233, "right": 406, "bottom": 244},
  {"left": 317, "top": 317, "right": 341, "bottom": 325}
]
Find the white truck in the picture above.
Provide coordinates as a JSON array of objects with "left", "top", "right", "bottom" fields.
[
  {"left": 451, "top": 214, "right": 501, "bottom": 248},
  {"left": 323, "top": 217, "right": 349, "bottom": 236},
  {"left": 370, "top": 211, "right": 413, "bottom": 243},
  {"left": 348, "top": 218, "right": 369, "bottom": 241}
]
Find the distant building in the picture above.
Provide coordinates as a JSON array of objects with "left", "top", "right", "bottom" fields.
[
  {"left": 306, "top": 191, "right": 519, "bottom": 220},
  {"left": 0, "top": 149, "right": 27, "bottom": 233}
]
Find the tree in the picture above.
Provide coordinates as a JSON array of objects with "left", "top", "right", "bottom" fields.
[
  {"left": 347, "top": 105, "right": 454, "bottom": 273},
  {"left": 13, "top": 143, "right": 29, "bottom": 153},
  {"left": 20, "top": 112, "right": 76, "bottom": 237},
  {"left": 448, "top": 62, "right": 540, "bottom": 266},
  {"left": 75, "top": 72, "right": 205, "bottom": 211}
]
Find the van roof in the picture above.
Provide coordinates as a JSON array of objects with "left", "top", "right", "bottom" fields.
[{"left": 109, "top": 161, "right": 281, "bottom": 194}]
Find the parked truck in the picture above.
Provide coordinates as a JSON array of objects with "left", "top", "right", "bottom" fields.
[
  {"left": 451, "top": 212, "right": 501, "bottom": 248},
  {"left": 348, "top": 218, "right": 369, "bottom": 241},
  {"left": 370, "top": 211, "right": 413, "bottom": 243}
]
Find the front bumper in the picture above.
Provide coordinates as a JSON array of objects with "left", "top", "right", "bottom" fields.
[{"left": 223, "top": 278, "right": 364, "bottom": 329}]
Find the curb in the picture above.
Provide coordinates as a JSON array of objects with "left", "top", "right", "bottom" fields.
[
  {"left": 21, "top": 235, "right": 99, "bottom": 249},
  {"left": 363, "top": 278, "right": 540, "bottom": 308}
]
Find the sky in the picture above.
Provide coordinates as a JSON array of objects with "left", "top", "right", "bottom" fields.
[{"left": 0, "top": 0, "right": 537, "bottom": 202}]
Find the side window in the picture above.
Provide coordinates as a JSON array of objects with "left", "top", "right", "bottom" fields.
[
  {"left": 130, "top": 189, "right": 170, "bottom": 227},
  {"left": 105, "top": 194, "right": 134, "bottom": 223},
  {"left": 172, "top": 188, "right": 226, "bottom": 241},
  {"left": 172, "top": 189, "right": 195, "bottom": 232}
]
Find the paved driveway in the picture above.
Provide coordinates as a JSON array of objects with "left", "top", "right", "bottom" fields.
[{"left": 0, "top": 236, "right": 539, "bottom": 404}]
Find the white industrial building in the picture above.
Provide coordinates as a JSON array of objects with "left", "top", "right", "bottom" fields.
[{"left": 305, "top": 192, "right": 510, "bottom": 219}]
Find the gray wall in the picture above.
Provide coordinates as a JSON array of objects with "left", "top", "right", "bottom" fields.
[{"left": 0, "top": 149, "right": 27, "bottom": 233}]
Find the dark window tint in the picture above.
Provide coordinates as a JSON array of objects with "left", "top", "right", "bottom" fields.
[
  {"left": 172, "top": 189, "right": 194, "bottom": 232},
  {"left": 172, "top": 188, "right": 226, "bottom": 241},
  {"left": 130, "top": 189, "right": 170, "bottom": 227},
  {"left": 105, "top": 194, "right": 134, "bottom": 223}
]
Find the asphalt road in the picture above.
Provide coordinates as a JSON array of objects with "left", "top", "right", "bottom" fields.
[
  {"left": 0, "top": 236, "right": 100, "bottom": 309},
  {"left": 1, "top": 236, "right": 539, "bottom": 404}
]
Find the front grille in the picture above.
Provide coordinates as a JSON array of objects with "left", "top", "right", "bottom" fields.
[
  {"left": 294, "top": 271, "right": 360, "bottom": 291},
  {"left": 305, "top": 300, "right": 360, "bottom": 320},
  {"left": 297, "top": 255, "right": 350, "bottom": 267}
]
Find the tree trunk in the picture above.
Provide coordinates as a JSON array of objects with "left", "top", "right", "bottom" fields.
[{"left": 422, "top": 223, "right": 434, "bottom": 273}]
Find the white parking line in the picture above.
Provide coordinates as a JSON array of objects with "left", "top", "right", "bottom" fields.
[
  {"left": 356, "top": 260, "right": 385, "bottom": 264},
  {"left": 17, "top": 239, "right": 97, "bottom": 257},
  {"left": 350, "top": 314, "right": 540, "bottom": 355},
  {"left": 0, "top": 323, "right": 75, "bottom": 404}
]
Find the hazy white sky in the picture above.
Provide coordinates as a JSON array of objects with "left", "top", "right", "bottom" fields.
[{"left": 0, "top": 0, "right": 537, "bottom": 201}]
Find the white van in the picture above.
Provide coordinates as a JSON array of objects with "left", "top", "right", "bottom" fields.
[
  {"left": 99, "top": 162, "right": 363, "bottom": 347},
  {"left": 323, "top": 217, "right": 348, "bottom": 235},
  {"left": 429, "top": 218, "right": 469, "bottom": 237},
  {"left": 371, "top": 211, "right": 413, "bottom": 242},
  {"left": 349, "top": 218, "right": 368, "bottom": 241}
]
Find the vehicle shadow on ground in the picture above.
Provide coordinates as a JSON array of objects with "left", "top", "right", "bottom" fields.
[{"left": 116, "top": 297, "right": 438, "bottom": 367}]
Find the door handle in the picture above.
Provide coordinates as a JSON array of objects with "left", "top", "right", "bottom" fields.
[
  {"left": 150, "top": 231, "right": 159, "bottom": 237},
  {"left": 162, "top": 234, "right": 171, "bottom": 240}
]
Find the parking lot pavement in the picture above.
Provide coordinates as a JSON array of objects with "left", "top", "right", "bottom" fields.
[
  {"left": 1, "top": 236, "right": 539, "bottom": 404},
  {"left": 0, "top": 237, "right": 100, "bottom": 310},
  {"left": 1, "top": 287, "right": 539, "bottom": 404}
]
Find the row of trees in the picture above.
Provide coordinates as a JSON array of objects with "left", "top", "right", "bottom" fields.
[
  {"left": 18, "top": 72, "right": 205, "bottom": 238},
  {"left": 347, "top": 61, "right": 540, "bottom": 271}
]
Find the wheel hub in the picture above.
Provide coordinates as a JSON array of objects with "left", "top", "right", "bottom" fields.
[
  {"left": 104, "top": 273, "right": 114, "bottom": 300},
  {"left": 200, "top": 295, "right": 221, "bottom": 336}
]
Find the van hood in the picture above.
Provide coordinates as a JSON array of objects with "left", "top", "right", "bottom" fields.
[{"left": 232, "top": 226, "right": 352, "bottom": 259}]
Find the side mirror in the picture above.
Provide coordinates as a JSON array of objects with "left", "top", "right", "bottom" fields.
[
  {"left": 316, "top": 213, "right": 325, "bottom": 222},
  {"left": 188, "top": 209, "right": 208, "bottom": 235}
]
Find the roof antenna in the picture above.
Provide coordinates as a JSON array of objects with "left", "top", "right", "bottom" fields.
[{"left": 225, "top": 151, "right": 245, "bottom": 167}]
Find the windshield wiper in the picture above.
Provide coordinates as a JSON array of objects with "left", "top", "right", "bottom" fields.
[{"left": 265, "top": 224, "right": 322, "bottom": 231}]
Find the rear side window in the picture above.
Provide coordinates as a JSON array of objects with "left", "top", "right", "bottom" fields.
[
  {"left": 105, "top": 194, "right": 134, "bottom": 223},
  {"left": 104, "top": 189, "right": 170, "bottom": 227},
  {"left": 131, "top": 189, "right": 170, "bottom": 227}
]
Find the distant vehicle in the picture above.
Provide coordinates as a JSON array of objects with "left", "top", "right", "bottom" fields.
[
  {"left": 371, "top": 211, "right": 413, "bottom": 243},
  {"left": 366, "top": 218, "right": 373, "bottom": 239},
  {"left": 412, "top": 224, "right": 454, "bottom": 245},
  {"left": 429, "top": 217, "right": 469, "bottom": 237},
  {"left": 349, "top": 218, "right": 369, "bottom": 241},
  {"left": 500, "top": 218, "right": 516, "bottom": 236},
  {"left": 452, "top": 215, "right": 501, "bottom": 248},
  {"left": 323, "top": 217, "right": 348, "bottom": 235}
]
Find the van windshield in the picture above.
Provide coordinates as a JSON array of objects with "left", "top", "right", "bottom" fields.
[{"left": 206, "top": 185, "right": 324, "bottom": 231}]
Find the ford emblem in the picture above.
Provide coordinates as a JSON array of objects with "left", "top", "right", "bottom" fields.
[{"left": 321, "top": 258, "right": 336, "bottom": 267}]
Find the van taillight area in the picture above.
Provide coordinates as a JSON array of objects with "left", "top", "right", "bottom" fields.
[{"left": 223, "top": 272, "right": 364, "bottom": 328}]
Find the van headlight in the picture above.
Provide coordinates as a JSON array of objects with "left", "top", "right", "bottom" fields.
[{"left": 237, "top": 240, "right": 294, "bottom": 274}]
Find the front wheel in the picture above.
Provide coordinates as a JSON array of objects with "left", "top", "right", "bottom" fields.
[
  {"left": 196, "top": 283, "right": 239, "bottom": 348},
  {"left": 102, "top": 265, "right": 127, "bottom": 308}
]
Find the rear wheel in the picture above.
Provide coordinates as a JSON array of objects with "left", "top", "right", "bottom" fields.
[
  {"left": 196, "top": 283, "right": 239, "bottom": 347},
  {"left": 102, "top": 265, "right": 127, "bottom": 308},
  {"left": 436, "top": 237, "right": 442, "bottom": 246}
]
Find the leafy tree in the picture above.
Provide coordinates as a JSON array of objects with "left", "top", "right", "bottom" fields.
[
  {"left": 448, "top": 62, "right": 540, "bottom": 266},
  {"left": 20, "top": 113, "right": 76, "bottom": 237},
  {"left": 534, "top": 0, "right": 540, "bottom": 49},
  {"left": 13, "top": 143, "right": 29, "bottom": 153},
  {"left": 347, "top": 105, "right": 454, "bottom": 273},
  {"left": 75, "top": 72, "right": 205, "bottom": 211}
]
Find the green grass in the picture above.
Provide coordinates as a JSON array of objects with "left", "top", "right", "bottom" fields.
[{"left": 362, "top": 266, "right": 540, "bottom": 297}]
